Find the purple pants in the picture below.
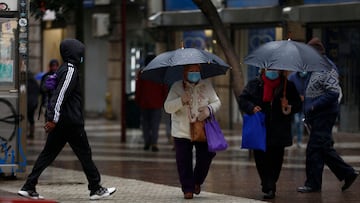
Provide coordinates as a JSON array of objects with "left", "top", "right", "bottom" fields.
[{"left": 174, "top": 137, "right": 216, "bottom": 193}]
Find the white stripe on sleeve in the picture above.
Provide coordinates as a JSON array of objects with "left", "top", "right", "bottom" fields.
[{"left": 53, "top": 63, "right": 75, "bottom": 123}]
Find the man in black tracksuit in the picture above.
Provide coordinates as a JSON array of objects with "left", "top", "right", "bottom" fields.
[{"left": 18, "top": 39, "right": 116, "bottom": 200}]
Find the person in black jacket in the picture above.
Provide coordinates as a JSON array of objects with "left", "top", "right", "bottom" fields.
[
  {"left": 18, "top": 39, "right": 116, "bottom": 200},
  {"left": 238, "top": 69, "right": 302, "bottom": 199},
  {"left": 26, "top": 71, "right": 40, "bottom": 138},
  {"left": 38, "top": 59, "right": 59, "bottom": 121}
]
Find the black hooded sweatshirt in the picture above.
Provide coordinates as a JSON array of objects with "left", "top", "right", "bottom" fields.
[{"left": 47, "top": 39, "right": 85, "bottom": 126}]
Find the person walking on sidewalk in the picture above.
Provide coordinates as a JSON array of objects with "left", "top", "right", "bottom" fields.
[
  {"left": 288, "top": 71, "right": 308, "bottom": 147},
  {"left": 238, "top": 69, "right": 302, "bottom": 199},
  {"left": 26, "top": 71, "right": 40, "bottom": 138},
  {"left": 18, "top": 39, "right": 116, "bottom": 200},
  {"left": 297, "top": 37, "right": 358, "bottom": 193},
  {"left": 135, "top": 54, "right": 168, "bottom": 152},
  {"left": 164, "top": 64, "right": 221, "bottom": 199},
  {"left": 38, "top": 59, "right": 59, "bottom": 121}
]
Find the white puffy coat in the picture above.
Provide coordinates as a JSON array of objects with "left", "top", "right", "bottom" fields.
[{"left": 164, "top": 79, "right": 221, "bottom": 140}]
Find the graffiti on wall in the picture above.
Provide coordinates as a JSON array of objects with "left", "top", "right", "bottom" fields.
[{"left": 0, "top": 98, "right": 25, "bottom": 174}]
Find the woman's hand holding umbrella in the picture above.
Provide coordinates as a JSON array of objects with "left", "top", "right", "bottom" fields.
[{"left": 281, "top": 78, "right": 292, "bottom": 115}]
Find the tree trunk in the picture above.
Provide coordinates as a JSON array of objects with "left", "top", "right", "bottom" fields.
[{"left": 192, "top": 0, "right": 244, "bottom": 98}]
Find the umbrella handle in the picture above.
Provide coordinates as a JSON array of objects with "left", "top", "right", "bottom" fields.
[
  {"left": 281, "top": 97, "right": 292, "bottom": 115},
  {"left": 282, "top": 105, "right": 292, "bottom": 115},
  {"left": 281, "top": 75, "right": 292, "bottom": 115}
]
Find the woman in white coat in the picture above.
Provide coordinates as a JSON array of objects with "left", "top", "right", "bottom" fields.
[{"left": 164, "top": 64, "right": 221, "bottom": 199}]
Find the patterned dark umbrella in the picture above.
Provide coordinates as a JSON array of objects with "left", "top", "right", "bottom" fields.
[
  {"left": 244, "top": 40, "right": 331, "bottom": 72},
  {"left": 140, "top": 48, "right": 230, "bottom": 84}
]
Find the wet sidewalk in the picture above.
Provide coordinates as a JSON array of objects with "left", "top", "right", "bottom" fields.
[
  {"left": 1, "top": 118, "right": 359, "bottom": 203},
  {"left": 0, "top": 166, "right": 265, "bottom": 203}
]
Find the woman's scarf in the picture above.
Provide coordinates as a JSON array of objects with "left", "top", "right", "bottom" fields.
[
  {"left": 262, "top": 74, "right": 281, "bottom": 102},
  {"left": 183, "top": 80, "right": 207, "bottom": 123}
]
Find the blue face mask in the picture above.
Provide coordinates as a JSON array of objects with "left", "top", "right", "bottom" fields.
[
  {"left": 265, "top": 70, "right": 279, "bottom": 80},
  {"left": 187, "top": 72, "right": 201, "bottom": 83},
  {"left": 299, "top": 71, "right": 307, "bottom": 78}
]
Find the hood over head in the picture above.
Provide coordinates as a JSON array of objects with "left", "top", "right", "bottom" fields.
[
  {"left": 307, "top": 37, "right": 325, "bottom": 55},
  {"left": 49, "top": 59, "right": 59, "bottom": 67},
  {"left": 60, "top": 39, "right": 85, "bottom": 66}
]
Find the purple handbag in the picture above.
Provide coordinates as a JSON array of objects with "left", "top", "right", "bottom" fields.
[{"left": 205, "top": 113, "right": 228, "bottom": 152}]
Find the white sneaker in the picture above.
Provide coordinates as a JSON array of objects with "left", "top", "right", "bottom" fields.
[
  {"left": 90, "top": 186, "right": 116, "bottom": 200},
  {"left": 18, "top": 189, "right": 44, "bottom": 199}
]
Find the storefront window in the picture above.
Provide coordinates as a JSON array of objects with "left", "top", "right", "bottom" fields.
[
  {"left": 129, "top": 47, "right": 141, "bottom": 93},
  {"left": 247, "top": 28, "right": 275, "bottom": 80},
  {"left": 321, "top": 26, "right": 360, "bottom": 132},
  {"left": 0, "top": 19, "right": 17, "bottom": 88},
  {"left": 323, "top": 27, "right": 360, "bottom": 106},
  {"left": 183, "top": 30, "right": 212, "bottom": 50}
]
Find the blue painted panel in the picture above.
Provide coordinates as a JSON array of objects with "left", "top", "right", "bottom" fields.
[
  {"left": 83, "top": 0, "right": 94, "bottom": 8},
  {"left": 247, "top": 28, "right": 275, "bottom": 80},
  {"left": 165, "top": 0, "right": 198, "bottom": 11},
  {"left": 183, "top": 31, "right": 207, "bottom": 49},
  {"left": 227, "top": 0, "right": 279, "bottom": 8}
]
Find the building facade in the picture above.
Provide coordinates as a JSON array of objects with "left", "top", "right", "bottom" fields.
[{"left": 29, "top": 0, "right": 360, "bottom": 132}]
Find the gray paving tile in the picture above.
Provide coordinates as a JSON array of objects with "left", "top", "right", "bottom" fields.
[{"left": 0, "top": 166, "right": 266, "bottom": 203}]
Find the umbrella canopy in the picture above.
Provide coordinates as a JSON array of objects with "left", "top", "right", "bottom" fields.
[
  {"left": 244, "top": 40, "right": 331, "bottom": 72},
  {"left": 140, "top": 48, "right": 230, "bottom": 84}
]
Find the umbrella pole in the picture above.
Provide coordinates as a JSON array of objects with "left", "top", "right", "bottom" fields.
[{"left": 281, "top": 74, "right": 292, "bottom": 115}]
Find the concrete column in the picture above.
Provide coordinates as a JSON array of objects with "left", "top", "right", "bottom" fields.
[
  {"left": 28, "top": 16, "right": 42, "bottom": 73},
  {"left": 107, "top": 3, "right": 123, "bottom": 119}
]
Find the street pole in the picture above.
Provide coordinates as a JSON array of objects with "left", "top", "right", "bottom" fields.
[
  {"left": 121, "top": 0, "right": 127, "bottom": 142},
  {"left": 75, "top": 0, "right": 85, "bottom": 110}
]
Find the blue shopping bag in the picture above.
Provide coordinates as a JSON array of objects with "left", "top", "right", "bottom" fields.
[{"left": 241, "top": 112, "right": 266, "bottom": 152}]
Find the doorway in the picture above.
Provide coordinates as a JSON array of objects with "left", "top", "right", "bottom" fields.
[{"left": 42, "top": 28, "right": 63, "bottom": 72}]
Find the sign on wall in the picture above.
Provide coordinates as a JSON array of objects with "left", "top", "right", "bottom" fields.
[
  {"left": 247, "top": 28, "right": 275, "bottom": 80},
  {"left": 0, "top": 1, "right": 18, "bottom": 11},
  {"left": 183, "top": 31, "right": 207, "bottom": 49}
]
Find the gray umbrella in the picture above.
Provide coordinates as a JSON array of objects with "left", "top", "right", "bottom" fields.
[
  {"left": 140, "top": 48, "right": 230, "bottom": 84},
  {"left": 244, "top": 40, "right": 331, "bottom": 72}
]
